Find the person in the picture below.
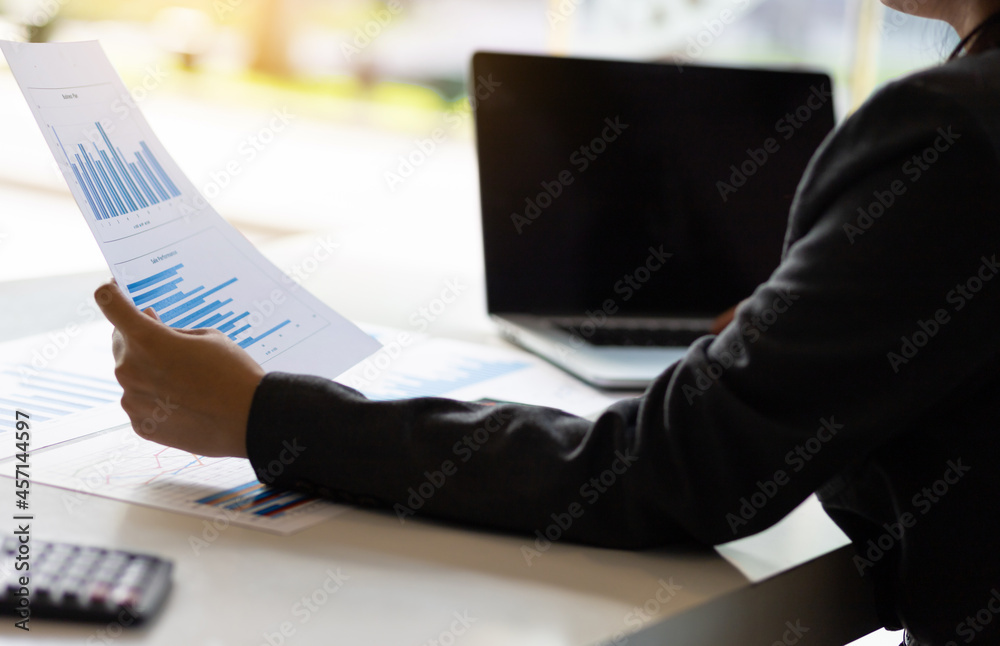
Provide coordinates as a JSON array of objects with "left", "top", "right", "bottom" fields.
[{"left": 95, "top": 1, "right": 1000, "bottom": 643}]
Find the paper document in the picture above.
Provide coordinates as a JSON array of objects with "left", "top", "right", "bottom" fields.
[
  {"left": 19, "top": 423, "right": 347, "bottom": 535},
  {"left": 0, "top": 40, "right": 379, "bottom": 377},
  {"left": 0, "top": 322, "right": 617, "bottom": 533},
  {"left": 714, "top": 495, "right": 851, "bottom": 582},
  {"left": 0, "top": 320, "right": 124, "bottom": 459},
  {"left": 339, "top": 329, "right": 621, "bottom": 418}
]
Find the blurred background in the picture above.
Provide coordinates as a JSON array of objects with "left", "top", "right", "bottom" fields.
[
  {"left": 0, "top": 4, "right": 951, "bottom": 642},
  {"left": 0, "top": 0, "right": 955, "bottom": 288}
]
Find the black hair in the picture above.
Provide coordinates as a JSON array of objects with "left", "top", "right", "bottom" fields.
[{"left": 949, "top": 9, "right": 1000, "bottom": 59}]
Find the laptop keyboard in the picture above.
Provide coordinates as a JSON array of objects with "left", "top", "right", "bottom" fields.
[{"left": 555, "top": 325, "right": 706, "bottom": 347}]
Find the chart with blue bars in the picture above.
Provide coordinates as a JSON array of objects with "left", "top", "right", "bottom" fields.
[
  {"left": 55, "top": 122, "right": 181, "bottom": 222},
  {"left": 360, "top": 357, "right": 530, "bottom": 401},
  {"left": 125, "top": 263, "right": 291, "bottom": 350},
  {"left": 0, "top": 366, "right": 122, "bottom": 431},
  {"left": 117, "top": 227, "right": 328, "bottom": 362},
  {"left": 196, "top": 481, "right": 314, "bottom": 518}
]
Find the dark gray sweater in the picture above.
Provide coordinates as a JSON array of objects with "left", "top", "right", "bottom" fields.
[{"left": 247, "top": 51, "right": 1000, "bottom": 643}]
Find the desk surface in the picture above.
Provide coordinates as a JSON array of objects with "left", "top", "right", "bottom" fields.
[{"left": 0, "top": 270, "right": 880, "bottom": 646}]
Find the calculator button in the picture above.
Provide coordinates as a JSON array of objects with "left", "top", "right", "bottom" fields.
[
  {"left": 86, "top": 581, "right": 113, "bottom": 605},
  {"left": 110, "top": 586, "right": 142, "bottom": 608},
  {"left": 0, "top": 537, "right": 172, "bottom": 624}
]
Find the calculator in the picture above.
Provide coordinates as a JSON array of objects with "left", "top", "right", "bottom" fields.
[{"left": 0, "top": 536, "right": 173, "bottom": 624}]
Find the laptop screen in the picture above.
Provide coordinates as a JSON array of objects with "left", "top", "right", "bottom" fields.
[{"left": 473, "top": 52, "right": 835, "bottom": 318}]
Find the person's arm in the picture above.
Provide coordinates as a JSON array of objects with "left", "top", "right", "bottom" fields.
[
  {"left": 243, "top": 78, "right": 1000, "bottom": 548},
  {"left": 98, "top": 74, "right": 1000, "bottom": 549}
]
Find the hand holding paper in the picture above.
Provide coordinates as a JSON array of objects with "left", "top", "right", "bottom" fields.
[{"left": 95, "top": 280, "right": 262, "bottom": 457}]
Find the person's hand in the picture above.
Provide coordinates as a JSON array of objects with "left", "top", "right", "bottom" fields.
[
  {"left": 710, "top": 298, "right": 750, "bottom": 335},
  {"left": 95, "top": 280, "right": 265, "bottom": 458}
]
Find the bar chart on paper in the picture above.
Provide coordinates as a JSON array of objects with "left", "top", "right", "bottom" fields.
[
  {"left": 3, "top": 40, "right": 383, "bottom": 381},
  {"left": 117, "top": 228, "right": 330, "bottom": 362},
  {"left": 336, "top": 335, "right": 620, "bottom": 417},
  {"left": 26, "top": 81, "right": 188, "bottom": 242},
  {"left": 195, "top": 481, "right": 315, "bottom": 518},
  {"left": 339, "top": 337, "right": 532, "bottom": 401},
  {"left": 58, "top": 122, "right": 181, "bottom": 222},
  {"left": 0, "top": 366, "right": 121, "bottom": 429},
  {"left": 358, "top": 356, "right": 530, "bottom": 400},
  {"left": 25, "top": 426, "right": 343, "bottom": 534}
]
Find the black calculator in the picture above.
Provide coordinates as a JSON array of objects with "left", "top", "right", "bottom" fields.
[{"left": 0, "top": 536, "right": 173, "bottom": 624}]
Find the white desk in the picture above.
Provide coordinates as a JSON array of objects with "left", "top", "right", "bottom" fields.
[{"left": 0, "top": 273, "right": 881, "bottom": 645}]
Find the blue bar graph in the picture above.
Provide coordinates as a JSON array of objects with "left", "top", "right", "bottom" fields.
[
  {"left": 194, "top": 311, "right": 233, "bottom": 329},
  {"left": 218, "top": 312, "right": 249, "bottom": 333},
  {"left": 151, "top": 285, "right": 203, "bottom": 312},
  {"left": 125, "top": 268, "right": 292, "bottom": 349},
  {"left": 359, "top": 357, "right": 530, "bottom": 402},
  {"left": 238, "top": 320, "right": 290, "bottom": 349},
  {"left": 133, "top": 277, "right": 182, "bottom": 306},
  {"left": 127, "top": 264, "right": 183, "bottom": 291},
  {"left": 0, "top": 368, "right": 122, "bottom": 429},
  {"left": 57, "top": 122, "right": 181, "bottom": 222},
  {"left": 196, "top": 481, "right": 314, "bottom": 517},
  {"left": 228, "top": 324, "right": 252, "bottom": 339}
]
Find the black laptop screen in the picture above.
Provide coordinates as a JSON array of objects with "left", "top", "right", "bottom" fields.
[{"left": 473, "top": 52, "right": 835, "bottom": 318}]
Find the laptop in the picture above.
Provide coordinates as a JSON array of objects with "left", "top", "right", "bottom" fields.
[{"left": 472, "top": 52, "right": 835, "bottom": 389}]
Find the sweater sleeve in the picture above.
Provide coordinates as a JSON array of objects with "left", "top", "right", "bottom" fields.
[{"left": 247, "top": 76, "right": 1000, "bottom": 548}]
